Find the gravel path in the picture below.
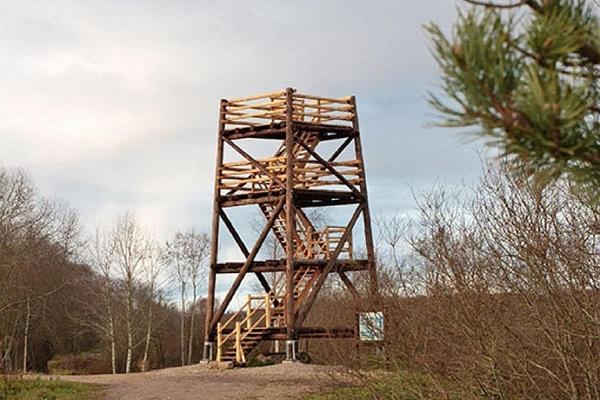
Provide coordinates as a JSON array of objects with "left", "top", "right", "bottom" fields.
[{"left": 50, "top": 363, "right": 342, "bottom": 400}]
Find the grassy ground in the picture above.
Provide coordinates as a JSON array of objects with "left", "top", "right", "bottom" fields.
[
  {"left": 0, "top": 378, "right": 97, "bottom": 400},
  {"left": 303, "top": 369, "right": 458, "bottom": 400}
]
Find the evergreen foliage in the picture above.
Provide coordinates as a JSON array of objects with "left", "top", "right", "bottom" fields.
[{"left": 428, "top": 0, "right": 600, "bottom": 195}]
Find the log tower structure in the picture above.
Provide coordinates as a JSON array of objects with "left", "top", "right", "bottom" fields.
[{"left": 203, "top": 88, "right": 376, "bottom": 365}]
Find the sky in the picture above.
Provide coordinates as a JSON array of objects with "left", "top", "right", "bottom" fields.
[{"left": 0, "top": 1, "right": 485, "bottom": 304}]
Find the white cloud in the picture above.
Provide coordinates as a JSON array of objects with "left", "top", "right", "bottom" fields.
[{"left": 0, "top": 1, "right": 483, "bottom": 304}]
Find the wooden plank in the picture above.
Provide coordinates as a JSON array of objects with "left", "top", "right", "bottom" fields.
[
  {"left": 223, "top": 120, "right": 261, "bottom": 126},
  {"left": 226, "top": 99, "right": 286, "bottom": 112},
  {"left": 292, "top": 102, "right": 354, "bottom": 112},
  {"left": 294, "top": 92, "right": 352, "bottom": 103},
  {"left": 226, "top": 110, "right": 286, "bottom": 121},
  {"left": 226, "top": 90, "right": 287, "bottom": 103},
  {"left": 220, "top": 193, "right": 285, "bottom": 208}
]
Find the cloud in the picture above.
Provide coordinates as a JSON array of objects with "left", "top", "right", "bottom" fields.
[{"left": 0, "top": 0, "right": 483, "bottom": 303}]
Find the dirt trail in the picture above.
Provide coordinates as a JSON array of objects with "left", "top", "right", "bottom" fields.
[{"left": 52, "top": 363, "right": 343, "bottom": 400}]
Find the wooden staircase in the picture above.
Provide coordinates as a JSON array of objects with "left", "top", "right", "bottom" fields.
[{"left": 219, "top": 327, "right": 272, "bottom": 363}]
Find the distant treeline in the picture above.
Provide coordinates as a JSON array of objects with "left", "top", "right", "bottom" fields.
[{"left": 0, "top": 166, "right": 209, "bottom": 374}]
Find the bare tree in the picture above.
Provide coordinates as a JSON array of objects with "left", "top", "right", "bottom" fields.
[
  {"left": 184, "top": 230, "right": 209, "bottom": 365},
  {"left": 140, "top": 242, "right": 164, "bottom": 372},
  {"left": 0, "top": 167, "right": 84, "bottom": 373},
  {"left": 165, "top": 233, "right": 189, "bottom": 367},
  {"left": 376, "top": 212, "right": 413, "bottom": 294},
  {"left": 86, "top": 228, "right": 118, "bottom": 374},
  {"left": 21, "top": 296, "right": 30, "bottom": 373},
  {"left": 403, "top": 164, "right": 600, "bottom": 399},
  {"left": 111, "top": 211, "right": 151, "bottom": 374},
  {"left": 165, "top": 229, "right": 209, "bottom": 365}
]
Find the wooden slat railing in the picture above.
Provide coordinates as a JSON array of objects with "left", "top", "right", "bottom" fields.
[
  {"left": 218, "top": 157, "right": 362, "bottom": 193},
  {"left": 217, "top": 293, "right": 284, "bottom": 363},
  {"left": 221, "top": 90, "right": 355, "bottom": 129}
]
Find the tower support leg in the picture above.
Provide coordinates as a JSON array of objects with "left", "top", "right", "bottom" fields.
[
  {"left": 284, "top": 87, "right": 298, "bottom": 359},
  {"left": 203, "top": 100, "right": 226, "bottom": 361}
]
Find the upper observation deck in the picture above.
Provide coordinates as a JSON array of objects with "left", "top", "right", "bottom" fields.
[
  {"left": 216, "top": 88, "right": 365, "bottom": 208},
  {"left": 219, "top": 89, "right": 357, "bottom": 140}
]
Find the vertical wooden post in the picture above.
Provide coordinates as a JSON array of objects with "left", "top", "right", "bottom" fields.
[
  {"left": 348, "top": 230, "right": 353, "bottom": 260},
  {"left": 284, "top": 87, "right": 297, "bottom": 357},
  {"left": 246, "top": 295, "right": 252, "bottom": 330},
  {"left": 325, "top": 227, "right": 330, "bottom": 258},
  {"left": 204, "top": 99, "right": 227, "bottom": 357},
  {"left": 350, "top": 95, "right": 377, "bottom": 296},
  {"left": 235, "top": 322, "right": 242, "bottom": 364},
  {"left": 265, "top": 293, "right": 271, "bottom": 328},
  {"left": 216, "top": 322, "right": 222, "bottom": 362},
  {"left": 317, "top": 99, "right": 322, "bottom": 124}
]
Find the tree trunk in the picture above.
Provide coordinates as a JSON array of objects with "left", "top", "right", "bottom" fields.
[
  {"left": 187, "top": 284, "right": 197, "bottom": 365},
  {"left": 142, "top": 283, "right": 154, "bottom": 372},
  {"left": 110, "top": 325, "right": 116, "bottom": 375},
  {"left": 22, "top": 296, "right": 30, "bottom": 373},
  {"left": 105, "top": 281, "right": 117, "bottom": 375},
  {"left": 125, "top": 282, "right": 134, "bottom": 374},
  {"left": 180, "top": 283, "right": 186, "bottom": 366}
]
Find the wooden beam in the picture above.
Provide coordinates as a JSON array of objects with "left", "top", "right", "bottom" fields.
[
  {"left": 215, "top": 259, "right": 370, "bottom": 273},
  {"left": 209, "top": 197, "right": 285, "bottom": 333},
  {"left": 284, "top": 87, "right": 296, "bottom": 342},
  {"left": 295, "top": 204, "right": 364, "bottom": 328},
  {"left": 205, "top": 99, "right": 227, "bottom": 344},
  {"left": 265, "top": 327, "right": 355, "bottom": 340},
  {"left": 350, "top": 96, "right": 378, "bottom": 296},
  {"left": 219, "top": 209, "right": 271, "bottom": 293},
  {"left": 220, "top": 192, "right": 285, "bottom": 208},
  {"left": 226, "top": 89, "right": 286, "bottom": 103}
]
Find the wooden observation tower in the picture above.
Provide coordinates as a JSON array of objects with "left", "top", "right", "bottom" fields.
[{"left": 203, "top": 88, "right": 376, "bottom": 364}]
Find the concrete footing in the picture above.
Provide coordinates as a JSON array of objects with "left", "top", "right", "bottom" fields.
[
  {"left": 285, "top": 340, "right": 298, "bottom": 362},
  {"left": 202, "top": 341, "right": 214, "bottom": 362}
]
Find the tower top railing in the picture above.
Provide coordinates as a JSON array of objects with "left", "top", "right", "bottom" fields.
[{"left": 220, "top": 88, "right": 355, "bottom": 130}]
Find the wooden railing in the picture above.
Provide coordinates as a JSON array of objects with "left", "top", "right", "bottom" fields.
[
  {"left": 217, "top": 293, "right": 284, "bottom": 363},
  {"left": 324, "top": 226, "right": 353, "bottom": 260},
  {"left": 219, "top": 156, "right": 362, "bottom": 193},
  {"left": 221, "top": 90, "right": 355, "bottom": 129},
  {"left": 294, "top": 159, "right": 362, "bottom": 189}
]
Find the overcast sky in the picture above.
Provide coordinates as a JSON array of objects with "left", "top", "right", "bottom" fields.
[{"left": 0, "top": 1, "right": 484, "bottom": 302}]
